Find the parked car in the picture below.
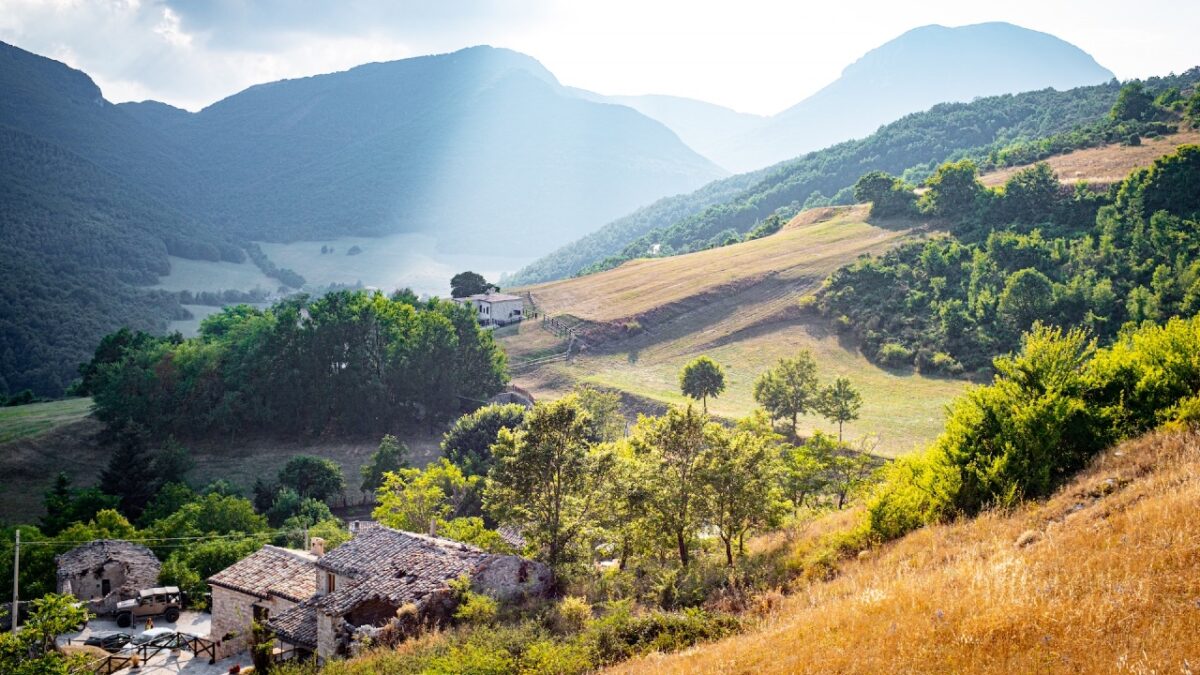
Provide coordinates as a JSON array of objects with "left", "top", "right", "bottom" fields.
[
  {"left": 115, "top": 586, "right": 182, "bottom": 628},
  {"left": 128, "top": 627, "right": 177, "bottom": 648},
  {"left": 83, "top": 631, "right": 131, "bottom": 653}
]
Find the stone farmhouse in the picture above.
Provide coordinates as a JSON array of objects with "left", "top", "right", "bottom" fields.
[
  {"left": 455, "top": 291, "right": 525, "bottom": 328},
  {"left": 56, "top": 540, "right": 161, "bottom": 614},
  {"left": 208, "top": 526, "right": 551, "bottom": 662}
]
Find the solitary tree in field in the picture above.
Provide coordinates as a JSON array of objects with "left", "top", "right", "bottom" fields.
[
  {"left": 679, "top": 356, "right": 726, "bottom": 413},
  {"left": 753, "top": 351, "right": 821, "bottom": 437},
  {"left": 278, "top": 455, "right": 345, "bottom": 502},
  {"left": 817, "top": 377, "right": 863, "bottom": 442},
  {"left": 360, "top": 434, "right": 411, "bottom": 496},
  {"left": 450, "top": 271, "right": 495, "bottom": 298}
]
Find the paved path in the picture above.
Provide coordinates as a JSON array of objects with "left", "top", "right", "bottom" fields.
[{"left": 60, "top": 612, "right": 253, "bottom": 674}]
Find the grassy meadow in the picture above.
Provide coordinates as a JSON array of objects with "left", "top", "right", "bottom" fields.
[
  {"left": 505, "top": 206, "right": 966, "bottom": 455},
  {"left": 0, "top": 397, "right": 93, "bottom": 445}
]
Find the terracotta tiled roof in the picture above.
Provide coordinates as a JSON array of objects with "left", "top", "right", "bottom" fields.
[
  {"left": 207, "top": 545, "right": 318, "bottom": 603},
  {"left": 269, "top": 598, "right": 318, "bottom": 648},
  {"left": 315, "top": 527, "right": 488, "bottom": 615}
]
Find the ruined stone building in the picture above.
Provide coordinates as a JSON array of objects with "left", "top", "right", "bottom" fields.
[{"left": 55, "top": 540, "right": 161, "bottom": 614}]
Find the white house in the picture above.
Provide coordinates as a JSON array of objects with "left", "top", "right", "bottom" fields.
[{"left": 455, "top": 292, "right": 524, "bottom": 328}]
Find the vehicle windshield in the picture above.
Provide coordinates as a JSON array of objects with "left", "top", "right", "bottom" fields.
[{"left": 132, "top": 631, "right": 173, "bottom": 645}]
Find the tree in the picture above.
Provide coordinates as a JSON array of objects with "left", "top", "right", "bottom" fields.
[
  {"left": 854, "top": 170, "right": 915, "bottom": 217},
  {"left": 753, "top": 352, "right": 821, "bottom": 437},
  {"left": 138, "top": 482, "right": 199, "bottom": 527},
  {"left": 99, "top": 423, "right": 160, "bottom": 520},
  {"left": 373, "top": 459, "right": 478, "bottom": 532},
  {"left": 823, "top": 434, "right": 879, "bottom": 509},
  {"left": 1110, "top": 81, "right": 1154, "bottom": 122},
  {"left": 40, "top": 473, "right": 119, "bottom": 535},
  {"left": 450, "top": 271, "right": 496, "bottom": 298},
  {"left": 679, "top": 356, "right": 726, "bottom": 413},
  {"left": 0, "top": 593, "right": 90, "bottom": 673},
  {"left": 485, "top": 396, "right": 615, "bottom": 568},
  {"left": 781, "top": 443, "right": 826, "bottom": 510},
  {"left": 630, "top": 405, "right": 709, "bottom": 566},
  {"left": 997, "top": 268, "right": 1055, "bottom": 337},
  {"left": 920, "top": 159, "right": 983, "bottom": 220},
  {"left": 574, "top": 386, "right": 626, "bottom": 442},
  {"left": 441, "top": 404, "right": 527, "bottom": 477},
  {"left": 360, "top": 435, "right": 411, "bottom": 496},
  {"left": 817, "top": 377, "right": 862, "bottom": 442},
  {"left": 698, "top": 421, "right": 784, "bottom": 565},
  {"left": 278, "top": 455, "right": 345, "bottom": 502}
]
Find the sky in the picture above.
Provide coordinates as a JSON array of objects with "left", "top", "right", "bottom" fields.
[{"left": 1, "top": 0, "right": 1197, "bottom": 115}]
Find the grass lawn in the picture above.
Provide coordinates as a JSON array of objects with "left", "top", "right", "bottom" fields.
[{"left": 0, "top": 398, "right": 93, "bottom": 445}]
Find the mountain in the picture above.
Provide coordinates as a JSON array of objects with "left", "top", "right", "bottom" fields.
[
  {"left": 568, "top": 89, "right": 764, "bottom": 171},
  {"left": 0, "top": 41, "right": 725, "bottom": 396},
  {"left": 511, "top": 67, "right": 1200, "bottom": 286},
  {"left": 687, "top": 22, "right": 1114, "bottom": 172}
]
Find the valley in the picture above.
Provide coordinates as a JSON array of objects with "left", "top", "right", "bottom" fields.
[{"left": 503, "top": 206, "right": 966, "bottom": 454}]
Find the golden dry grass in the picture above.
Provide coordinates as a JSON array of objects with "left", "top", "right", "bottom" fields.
[
  {"left": 613, "top": 429, "right": 1200, "bottom": 674},
  {"left": 979, "top": 128, "right": 1200, "bottom": 188},
  {"left": 519, "top": 205, "right": 908, "bottom": 323},
  {"left": 504, "top": 207, "right": 964, "bottom": 454}
]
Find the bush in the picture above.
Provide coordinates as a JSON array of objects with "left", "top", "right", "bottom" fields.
[
  {"left": 928, "top": 352, "right": 964, "bottom": 375},
  {"left": 553, "top": 596, "right": 592, "bottom": 634},
  {"left": 454, "top": 591, "right": 499, "bottom": 626},
  {"left": 875, "top": 343, "right": 914, "bottom": 367},
  {"left": 519, "top": 640, "right": 594, "bottom": 675}
]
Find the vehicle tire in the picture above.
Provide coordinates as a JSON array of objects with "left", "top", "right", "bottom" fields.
[
  {"left": 116, "top": 612, "right": 132, "bottom": 628},
  {"left": 164, "top": 607, "right": 180, "bottom": 623}
]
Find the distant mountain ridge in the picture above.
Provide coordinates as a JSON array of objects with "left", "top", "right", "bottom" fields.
[
  {"left": 609, "top": 23, "right": 1115, "bottom": 172},
  {"left": 0, "top": 41, "right": 725, "bottom": 396}
]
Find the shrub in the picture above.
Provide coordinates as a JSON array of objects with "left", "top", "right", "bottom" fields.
[
  {"left": 454, "top": 592, "right": 499, "bottom": 626},
  {"left": 928, "top": 352, "right": 964, "bottom": 375},
  {"left": 875, "top": 343, "right": 914, "bottom": 367},
  {"left": 554, "top": 596, "right": 593, "bottom": 634},
  {"left": 519, "top": 640, "right": 594, "bottom": 675}
]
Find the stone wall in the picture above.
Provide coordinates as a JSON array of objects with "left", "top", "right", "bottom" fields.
[
  {"left": 472, "top": 555, "right": 553, "bottom": 601},
  {"left": 210, "top": 585, "right": 258, "bottom": 659}
]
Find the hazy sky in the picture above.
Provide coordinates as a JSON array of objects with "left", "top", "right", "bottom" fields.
[{"left": 1, "top": 0, "right": 1197, "bottom": 115}]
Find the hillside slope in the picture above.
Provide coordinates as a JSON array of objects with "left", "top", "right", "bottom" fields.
[
  {"left": 506, "top": 206, "right": 965, "bottom": 453},
  {"left": 614, "top": 428, "right": 1200, "bottom": 673},
  {"left": 718, "top": 22, "right": 1115, "bottom": 172}
]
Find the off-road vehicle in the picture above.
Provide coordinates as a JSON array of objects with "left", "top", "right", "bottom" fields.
[{"left": 115, "top": 586, "right": 182, "bottom": 628}]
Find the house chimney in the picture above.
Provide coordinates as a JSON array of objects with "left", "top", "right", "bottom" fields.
[
  {"left": 429, "top": 518, "right": 438, "bottom": 537},
  {"left": 310, "top": 537, "right": 326, "bottom": 557}
]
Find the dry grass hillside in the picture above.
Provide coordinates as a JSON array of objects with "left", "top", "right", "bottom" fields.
[
  {"left": 614, "top": 429, "right": 1200, "bottom": 674},
  {"left": 506, "top": 206, "right": 964, "bottom": 455},
  {"left": 979, "top": 128, "right": 1200, "bottom": 187}
]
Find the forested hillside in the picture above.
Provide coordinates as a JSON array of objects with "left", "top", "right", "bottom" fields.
[
  {"left": 0, "top": 128, "right": 191, "bottom": 395},
  {"left": 818, "top": 142, "right": 1200, "bottom": 374},
  {"left": 512, "top": 69, "right": 1200, "bottom": 285},
  {"left": 0, "top": 41, "right": 722, "bottom": 397}
]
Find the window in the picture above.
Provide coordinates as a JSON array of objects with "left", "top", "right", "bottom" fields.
[
  {"left": 253, "top": 605, "right": 270, "bottom": 621},
  {"left": 101, "top": 579, "right": 111, "bottom": 596},
  {"left": 327, "top": 572, "right": 336, "bottom": 593}
]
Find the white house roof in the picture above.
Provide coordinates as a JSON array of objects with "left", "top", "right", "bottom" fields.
[{"left": 463, "top": 292, "right": 523, "bottom": 303}]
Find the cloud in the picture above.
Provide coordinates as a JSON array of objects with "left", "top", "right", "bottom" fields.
[{"left": 0, "top": 0, "right": 547, "bottom": 110}]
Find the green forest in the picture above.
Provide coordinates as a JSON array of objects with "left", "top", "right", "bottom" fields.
[
  {"left": 512, "top": 69, "right": 1200, "bottom": 284},
  {"left": 83, "top": 290, "right": 508, "bottom": 438},
  {"left": 818, "top": 116, "right": 1200, "bottom": 375}
]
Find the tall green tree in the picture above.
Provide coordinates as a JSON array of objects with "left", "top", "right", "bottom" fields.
[
  {"left": 920, "top": 159, "right": 984, "bottom": 220},
  {"left": 99, "top": 423, "right": 160, "bottom": 520},
  {"left": 698, "top": 420, "right": 784, "bottom": 565},
  {"left": 817, "top": 377, "right": 863, "bottom": 442},
  {"left": 441, "top": 404, "right": 527, "bottom": 477},
  {"left": 753, "top": 352, "right": 822, "bottom": 437},
  {"left": 485, "top": 396, "right": 616, "bottom": 568},
  {"left": 373, "top": 459, "right": 478, "bottom": 533},
  {"left": 1110, "top": 81, "right": 1154, "bottom": 121},
  {"left": 630, "top": 405, "right": 709, "bottom": 566},
  {"left": 278, "top": 455, "right": 345, "bottom": 502},
  {"left": 360, "top": 435, "right": 411, "bottom": 496},
  {"left": 679, "top": 356, "right": 726, "bottom": 413},
  {"left": 450, "top": 271, "right": 495, "bottom": 298}
]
